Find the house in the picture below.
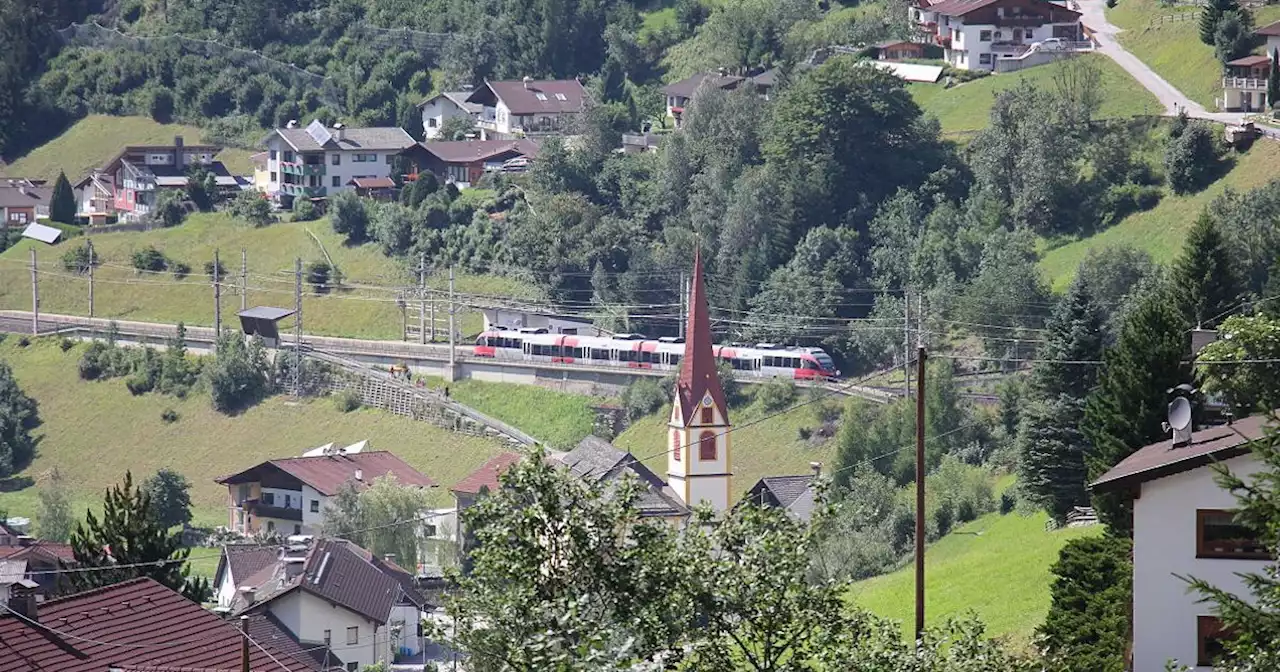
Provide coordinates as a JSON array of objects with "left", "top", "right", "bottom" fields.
[
  {"left": 740, "top": 465, "right": 821, "bottom": 522},
  {"left": 465, "top": 79, "right": 586, "bottom": 140},
  {"left": 0, "top": 179, "right": 52, "bottom": 230},
  {"left": 1091, "top": 413, "right": 1275, "bottom": 671},
  {"left": 418, "top": 91, "right": 482, "bottom": 140},
  {"left": 73, "top": 172, "right": 114, "bottom": 225},
  {"left": 874, "top": 39, "right": 928, "bottom": 60},
  {"left": 215, "top": 450, "right": 436, "bottom": 536},
  {"left": 0, "top": 540, "right": 73, "bottom": 602},
  {"left": 84, "top": 137, "right": 245, "bottom": 221},
  {"left": 251, "top": 151, "right": 271, "bottom": 191},
  {"left": 0, "top": 577, "right": 335, "bottom": 671},
  {"left": 1220, "top": 22, "right": 1280, "bottom": 112},
  {"left": 260, "top": 120, "right": 417, "bottom": 207},
  {"left": 914, "top": 0, "right": 1082, "bottom": 71},
  {"left": 561, "top": 436, "right": 690, "bottom": 523},
  {"left": 450, "top": 452, "right": 524, "bottom": 513},
  {"left": 348, "top": 176, "right": 399, "bottom": 200},
  {"left": 661, "top": 71, "right": 777, "bottom": 128},
  {"left": 408, "top": 139, "right": 540, "bottom": 188},
  {"left": 225, "top": 537, "right": 420, "bottom": 670}
]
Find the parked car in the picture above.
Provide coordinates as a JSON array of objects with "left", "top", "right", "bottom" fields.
[{"left": 1035, "top": 37, "right": 1067, "bottom": 51}]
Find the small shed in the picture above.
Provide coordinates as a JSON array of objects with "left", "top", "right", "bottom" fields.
[
  {"left": 875, "top": 40, "right": 927, "bottom": 61},
  {"left": 237, "top": 306, "right": 296, "bottom": 348}
]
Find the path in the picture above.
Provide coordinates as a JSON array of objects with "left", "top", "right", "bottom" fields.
[{"left": 1077, "top": 0, "right": 1247, "bottom": 124}]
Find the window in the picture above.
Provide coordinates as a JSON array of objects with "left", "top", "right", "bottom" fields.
[
  {"left": 1197, "top": 509, "right": 1270, "bottom": 559},
  {"left": 283, "top": 494, "right": 291, "bottom": 508},
  {"left": 386, "top": 154, "right": 394, "bottom": 164},
  {"left": 269, "top": 150, "right": 278, "bottom": 160},
  {"left": 672, "top": 430, "right": 681, "bottom": 461},
  {"left": 323, "top": 629, "right": 331, "bottom": 645},
  {"left": 701, "top": 407, "right": 714, "bottom": 425},
  {"left": 346, "top": 626, "right": 359, "bottom": 645},
  {"left": 262, "top": 492, "right": 275, "bottom": 505},
  {"left": 1198, "top": 616, "right": 1234, "bottom": 666},
  {"left": 699, "top": 431, "right": 717, "bottom": 461},
  {"left": 979, "top": 53, "right": 992, "bottom": 65},
  {"left": 310, "top": 500, "right": 320, "bottom": 513},
  {"left": 269, "top": 171, "right": 277, "bottom": 182},
  {"left": 331, "top": 153, "right": 340, "bottom": 165},
  {"left": 283, "top": 151, "right": 294, "bottom": 162},
  {"left": 447, "top": 165, "right": 469, "bottom": 183},
  {"left": 332, "top": 176, "right": 341, "bottom": 188},
  {"left": 535, "top": 92, "right": 547, "bottom": 100},
  {"left": 423, "top": 523, "right": 438, "bottom": 537},
  {"left": 1024, "top": 29, "right": 1034, "bottom": 39},
  {"left": 266, "top": 521, "right": 275, "bottom": 534},
  {"left": 347, "top": 664, "right": 358, "bottom": 672},
  {"left": 980, "top": 30, "right": 992, "bottom": 41},
  {"left": 428, "top": 118, "right": 438, "bottom": 128},
  {"left": 293, "top": 524, "right": 301, "bottom": 535},
  {"left": 555, "top": 93, "right": 567, "bottom": 101}
]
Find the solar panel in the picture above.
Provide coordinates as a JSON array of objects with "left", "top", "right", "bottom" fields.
[
  {"left": 305, "top": 119, "right": 332, "bottom": 146},
  {"left": 21, "top": 223, "right": 62, "bottom": 244}
]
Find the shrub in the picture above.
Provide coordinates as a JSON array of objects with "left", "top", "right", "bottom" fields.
[
  {"left": 78, "top": 342, "right": 107, "bottom": 380},
  {"left": 161, "top": 408, "right": 180, "bottom": 423},
  {"left": 132, "top": 246, "right": 168, "bottom": 273},
  {"left": 16, "top": 337, "right": 30, "bottom": 348},
  {"left": 292, "top": 197, "right": 318, "bottom": 222},
  {"left": 149, "top": 189, "right": 187, "bottom": 228},
  {"left": 621, "top": 378, "right": 667, "bottom": 421},
  {"left": 61, "top": 243, "right": 96, "bottom": 274},
  {"left": 330, "top": 191, "right": 370, "bottom": 243},
  {"left": 755, "top": 377, "right": 797, "bottom": 412},
  {"left": 1164, "top": 120, "right": 1218, "bottom": 194},
  {"left": 797, "top": 426, "right": 813, "bottom": 441},
  {"left": 306, "top": 260, "right": 331, "bottom": 293},
  {"left": 205, "top": 332, "right": 271, "bottom": 414},
  {"left": 934, "top": 499, "right": 955, "bottom": 536},
  {"left": 956, "top": 498, "right": 977, "bottom": 523},
  {"left": 1097, "top": 183, "right": 1162, "bottom": 227},
  {"left": 171, "top": 261, "right": 191, "bottom": 280},
  {"left": 1039, "top": 536, "right": 1132, "bottom": 671},
  {"left": 1000, "top": 491, "right": 1016, "bottom": 514},
  {"left": 59, "top": 338, "right": 75, "bottom": 352},
  {"left": 334, "top": 388, "right": 362, "bottom": 413},
  {"left": 204, "top": 260, "right": 226, "bottom": 280},
  {"left": 230, "top": 190, "right": 273, "bottom": 227}
]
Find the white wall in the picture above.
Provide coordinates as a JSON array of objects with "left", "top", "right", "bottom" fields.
[
  {"left": 324, "top": 149, "right": 392, "bottom": 194},
  {"left": 264, "top": 137, "right": 284, "bottom": 194},
  {"left": 215, "top": 563, "right": 238, "bottom": 609},
  {"left": 421, "top": 97, "right": 472, "bottom": 140},
  {"left": 1132, "top": 453, "right": 1267, "bottom": 672},
  {"left": 301, "top": 485, "right": 327, "bottom": 533},
  {"left": 666, "top": 399, "right": 731, "bottom": 513},
  {"left": 388, "top": 604, "right": 423, "bottom": 656},
  {"left": 271, "top": 590, "right": 390, "bottom": 669}
]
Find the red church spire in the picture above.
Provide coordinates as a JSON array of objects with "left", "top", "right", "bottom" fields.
[{"left": 676, "top": 248, "right": 728, "bottom": 425}]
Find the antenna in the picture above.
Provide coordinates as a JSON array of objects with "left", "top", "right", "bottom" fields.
[{"left": 1168, "top": 396, "right": 1193, "bottom": 446}]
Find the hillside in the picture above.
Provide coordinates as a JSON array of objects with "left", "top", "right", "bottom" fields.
[
  {"left": 0, "top": 337, "right": 507, "bottom": 528},
  {"left": 849, "top": 508, "right": 1102, "bottom": 644},
  {"left": 3, "top": 115, "right": 255, "bottom": 181},
  {"left": 1039, "top": 139, "right": 1280, "bottom": 289},
  {"left": 0, "top": 214, "right": 540, "bottom": 339},
  {"left": 1106, "top": 0, "right": 1280, "bottom": 109},
  {"left": 908, "top": 53, "right": 1161, "bottom": 136}
]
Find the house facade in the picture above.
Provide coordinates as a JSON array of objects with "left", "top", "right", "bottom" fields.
[
  {"left": 0, "top": 179, "right": 52, "bottom": 230},
  {"left": 419, "top": 91, "right": 481, "bottom": 140},
  {"left": 1220, "top": 22, "right": 1280, "bottom": 111},
  {"left": 215, "top": 451, "right": 436, "bottom": 536},
  {"left": 100, "top": 137, "right": 239, "bottom": 220},
  {"left": 261, "top": 121, "right": 416, "bottom": 207},
  {"left": 407, "top": 139, "right": 540, "bottom": 188},
  {"left": 465, "top": 79, "right": 586, "bottom": 140},
  {"left": 1092, "top": 415, "right": 1274, "bottom": 671},
  {"left": 661, "top": 71, "right": 776, "bottom": 128},
  {"left": 915, "top": 0, "right": 1082, "bottom": 71}
]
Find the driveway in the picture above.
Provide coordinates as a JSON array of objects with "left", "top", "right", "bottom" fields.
[{"left": 1076, "top": 0, "right": 1248, "bottom": 124}]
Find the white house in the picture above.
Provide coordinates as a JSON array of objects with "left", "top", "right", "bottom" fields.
[
  {"left": 914, "top": 0, "right": 1082, "bottom": 71},
  {"left": 464, "top": 79, "right": 586, "bottom": 140},
  {"left": 1220, "top": 21, "right": 1280, "bottom": 111},
  {"left": 418, "top": 91, "right": 481, "bottom": 140},
  {"left": 260, "top": 120, "right": 416, "bottom": 207},
  {"left": 215, "top": 451, "right": 437, "bottom": 537},
  {"left": 1092, "top": 414, "right": 1274, "bottom": 671}
]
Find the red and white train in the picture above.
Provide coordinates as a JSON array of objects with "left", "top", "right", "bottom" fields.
[{"left": 474, "top": 328, "right": 840, "bottom": 380}]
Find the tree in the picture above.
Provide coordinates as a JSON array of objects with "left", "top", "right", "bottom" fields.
[
  {"left": 1018, "top": 275, "right": 1107, "bottom": 521},
  {"left": 0, "top": 360, "right": 39, "bottom": 477},
  {"left": 150, "top": 189, "right": 187, "bottom": 228},
  {"left": 230, "top": 190, "right": 272, "bottom": 227},
  {"left": 1199, "top": 315, "right": 1280, "bottom": 413},
  {"left": 69, "top": 471, "right": 209, "bottom": 601},
  {"left": 292, "top": 196, "right": 317, "bottom": 221},
  {"left": 1165, "top": 121, "right": 1219, "bottom": 195},
  {"left": 1270, "top": 48, "right": 1280, "bottom": 110},
  {"left": 306, "top": 260, "right": 331, "bottom": 293},
  {"left": 1201, "top": 0, "right": 1238, "bottom": 45},
  {"left": 49, "top": 171, "right": 75, "bottom": 224},
  {"left": 204, "top": 331, "right": 271, "bottom": 414},
  {"left": 1076, "top": 246, "right": 1158, "bottom": 341},
  {"left": 184, "top": 165, "right": 218, "bottom": 211},
  {"left": 353, "top": 475, "right": 432, "bottom": 569},
  {"left": 142, "top": 468, "right": 193, "bottom": 529},
  {"left": 1082, "top": 286, "right": 1190, "bottom": 534},
  {"left": 1171, "top": 212, "right": 1243, "bottom": 328},
  {"left": 35, "top": 467, "right": 74, "bottom": 542},
  {"left": 1039, "top": 536, "right": 1133, "bottom": 672},
  {"left": 330, "top": 190, "right": 370, "bottom": 243},
  {"left": 1215, "top": 10, "right": 1253, "bottom": 65}
]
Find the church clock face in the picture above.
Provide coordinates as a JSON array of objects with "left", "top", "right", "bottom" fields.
[{"left": 703, "top": 392, "right": 714, "bottom": 407}]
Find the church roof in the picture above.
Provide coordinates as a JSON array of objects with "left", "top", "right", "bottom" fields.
[
  {"left": 561, "top": 437, "right": 689, "bottom": 518},
  {"left": 676, "top": 249, "right": 729, "bottom": 425}
]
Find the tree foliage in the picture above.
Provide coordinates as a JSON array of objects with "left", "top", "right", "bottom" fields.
[
  {"left": 35, "top": 467, "right": 74, "bottom": 543},
  {"left": 1038, "top": 536, "right": 1133, "bottom": 672},
  {"left": 205, "top": 332, "right": 271, "bottom": 414},
  {"left": 322, "top": 475, "right": 433, "bottom": 569},
  {"left": 1165, "top": 121, "right": 1219, "bottom": 195},
  {"left": 49, "top": 171, "right": 76, "bottom": 224},
  {"left": 142, "top": 468, "right": 193, "bottom": 529},
  {"left": 0, "top": 359, "right": 40, "bottom": 478},
  {"left": 1171, "top": 212, "right": 1243, "bottom": 328},
  {"left": 1199, "top": 315, "right": 1280, "bottom": 414}
]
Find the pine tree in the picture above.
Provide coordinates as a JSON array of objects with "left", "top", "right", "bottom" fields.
[
  {"left": 69, "top": 471, "right": 209, "bottom": 601},
  {"left": 1017, "top": 276, "right": 1107, "bottom": 520},
  {"left": 1172, "top": 212, "right": 1243, "bottom": 328},
  {"left": 1082, "top": 287, "right": 1190, "bottom": 534},
  {"left": 1201, "top": 0, "right": 1238, "bottom": 46},
  {"left": 49, "top": 171, "right": 75, "bottom": 224},
  {"left": 1270, "top": 48, "right": 1280, "bottom": 110}
]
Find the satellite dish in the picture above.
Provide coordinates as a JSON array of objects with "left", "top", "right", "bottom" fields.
[{"left": 1168, "top": 396, "right": 1193, "bottom": 445}]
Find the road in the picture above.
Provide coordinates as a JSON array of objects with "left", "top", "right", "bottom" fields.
[{"left": 1078, "top": 0, "right": 1247, "bottom": 124}]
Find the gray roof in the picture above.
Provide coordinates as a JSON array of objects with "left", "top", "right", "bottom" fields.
[
  {"left": 271, "top": 127, "right": 417, "bottom": 152},
  {"left": 662, "top": 73, "right": 746, "bottom": 98},
  {"left": 0, "top": 185, "right": 52, "bottom": 209},
  {"left": 214, "top": 544, "right": 279, "bottom": 590},
  {"left": 234, "top": 539, "right": 404, "bottom": 624},
  {"left": 561, "top": 436, "right": 689, "bottom": 518},
  {"left": 238, "top": 306, "right": 296, "bottom": 321},
  {"left": 419, "top": 91, "right": 483, "bottom": 114},
  {"left": 743, "top": 475, "right": 817, "bottom": 522}
]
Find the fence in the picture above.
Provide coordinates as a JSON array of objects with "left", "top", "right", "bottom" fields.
[{"left": 1146, "top": 12, "right": 1198, "bottom": 29}]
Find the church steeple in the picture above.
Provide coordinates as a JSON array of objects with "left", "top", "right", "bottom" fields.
[{"left": 667, "top": 248, "right": 732, "bottom": 513}]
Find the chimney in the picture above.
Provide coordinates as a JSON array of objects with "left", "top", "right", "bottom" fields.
[
  {"left": 522, "top": 76, "right": 533, "bottom": 89},
  {"left": 354, "top": 469, "right": 363, "bottom": 482},
  {"left": 238, "top": 586, "right": 256, "bottom": 605},
  {"left": 332, "top": 122, "right": 345, "bottom": 142},
  {"left": 717, "top": 66, "right": 727, "bottom": 77},
  {"left": 286, "top": 119, "right": 298, "bottom": 129},
  {"left": 174, "top": 136, "right": 184, "bottom": 148},
  {"left": 9, "top": 583, "right": 38, "bottom": 621},
  {"left": 809, "top": 462, "right": 822, "bottom": 478},
  {"left": 383, "top": 554, "right": 396, "bottom": 564}
]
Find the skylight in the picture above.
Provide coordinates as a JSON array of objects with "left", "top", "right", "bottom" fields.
[
  {"left": 535, "top": 92, "right": 547, "bottom": 100},
  {"left": 555, "top": 93, "right": 567, "bottom": 101}
]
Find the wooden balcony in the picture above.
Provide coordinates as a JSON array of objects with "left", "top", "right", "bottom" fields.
[{"left": 1224, "top": 77, "right": 1267, "bottom": 91}]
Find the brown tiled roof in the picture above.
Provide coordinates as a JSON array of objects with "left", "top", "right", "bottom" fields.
[
  {"left": 349, "top": 176, "right": 397, "bottom": 189},
  {"left": 930, "top": 0, "right": 1079, "bottom": 19},
  {"left": 676, "top": 249, "right": 729, "bottom": 425},
  {"left": 1227, "top": 54, "right": 1271, "bottom": 67},
  {"left": 1090, "top": 414, "right": 1272, "bottom": 492},
  {"left": 216, "top": 451, "right": 436, "bottom": 496},
  {"left": 451, "top": 452, "right": 524, "bottom": 495},
  {"left": 662, "top": 73, "right": 745, "bottom": 98},
  {"left": 238, "top": 539, "right": 403, "bottom": 624},
  {"left": 0, "top": 185, "right": 52, "bottom": 209},
  {"left": 0, "top": 577, "right": 322, "bottom": 671},
  {"left": 418, "top": 139, "right": 541, "bottom": 164},
  {"left": 1257, "top": 20, "right": 1280, "bottom": 36},
  {"left": 213, "top": 545, "right": 278, "bottom": 589},
  {"left": 469, "top": 80, "right": 586, "bottom": 115},
  {"left": 0, "top": 541, "right": 74, "bottom": 563}
]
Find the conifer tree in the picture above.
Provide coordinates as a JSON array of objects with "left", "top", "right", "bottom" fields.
[
  {"left": 1202, "top": 0, "right": 1238, "bottom": 46},
  {"left": 69, "top": 471, "right": 209, "bottom": 601},
  {"left": 49, "top": 171, "right": 76, "bottom": 224},
  {"left": 1172, "top": 212, "right": 1243, "bottom": 328},
  {"left": 1017, "top": 275, "right": 1106, "bottom": 520},
  {"left": 1270, "top": 48, "right": 1280, "bottom": 110},
  {"left": 1082, "top": 287, "right": 1190, "bottom": 534}
]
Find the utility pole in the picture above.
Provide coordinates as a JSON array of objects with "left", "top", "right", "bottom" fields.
[
  {"left": 30, "top": 248, "right": 38, "bottom": 336},
  {"left": 87, "top": 239, "right": 95, "bottom": 319},
  {"left": 903, "top": 289, "right": 911, "bottom": 399},
  {"left": 418, "top": 252, "right": 428, "bottom": 345},
  {"left": 447, "top": 265, "right": 457, "bottom": 381},
  {"left": 240, "top": 249, "right": 248, "bottom": 312},
  {"left": 914, "top": 344, "right": 927, "bottom": 644},
  {"left": 213, "top": 249, "right": 222, "bottom": 335},
  {"left": 294, "top": 257, "right": 302, "bottom": 396},
  {"left": 240, "top": 615, "right": 250, "bottom": 672}
]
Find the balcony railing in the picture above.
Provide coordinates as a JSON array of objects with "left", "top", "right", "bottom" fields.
[
  {"left": 478, "top": 106, "right": 499, "bottom": 129},
  {"left": 995, "top": 15, "right": 1054, "bottom": 26},
  {"left": 990, "top": 42, "right": 1032, "bottom": 55},
  {"left": 1224, "top": 77, "right": 1267, "bottom": 90},
  {"left": 281, "top": 184, "right": 326, "bottom": 198},
  {"left": 280, "top": 162, "right": 326, "bottom": 177}
]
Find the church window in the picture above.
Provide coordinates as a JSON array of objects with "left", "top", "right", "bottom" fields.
[
  {"left": 672, "top": 431, "right": 681, "bottom": 461},
  {"left": 699, "top": 431, "right": 717, "bottom": 461},
  {"left": 701, "top": 407, "right": 714, "bottom": 424}
]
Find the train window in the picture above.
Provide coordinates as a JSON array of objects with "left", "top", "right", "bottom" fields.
[
  {"left": 763, "top": 356, "right": 774, "bottom": 367},
  {"left": 591, "top": 349, "right": 609, "bottom": 360},
  {"left": 669, "top": 354, "right": 681, "bottom": 366},
  {"left": 802, "top": 359, "right": 818, "bottom": 370},
  {"left": 504, "top": 338, "right": 519, "bottom": 349},
  {"left": 571, "top": 347, "right": 583, "bottom": 358}
]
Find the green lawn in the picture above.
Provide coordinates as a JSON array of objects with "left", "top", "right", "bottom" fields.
[
  {"left": 1038, "top": 139, "right": 1280, "bottom": 289},
  {"left": 3, "top": 115, "right": 256, "bottom": 180},
  {"left": 0, "top": 337, "right": 508, "bottom": 528},
  {"left": 1107, "top": 0, "right": 1280, "bottom": 110},
  {"left": 641, "top": 6, "right": 677, "bottom": 40},
  {"left": 445, "top": 379, "right": 602, "bottom": 450},
  {"left": 0, "top": 214, "right": 539, "bottom": 339},
  {"left": 614, "top": 394, "right": 837, "bottom": 503},
  {"left": 908, "top": 54, "right": 1162, "bottom": 136},
  {"left": 848, "top": 509, "right": 1102, "bottom": 644}
]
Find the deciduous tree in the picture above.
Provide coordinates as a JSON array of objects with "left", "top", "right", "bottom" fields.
[
  {"left": 35, "top": 467, "right": 74, "bottom": 542},
  {"left": 142, "top": 468, "right": 193, "bottom": 529}
]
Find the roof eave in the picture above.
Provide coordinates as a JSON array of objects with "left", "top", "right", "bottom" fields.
[{"left": 1089, "top": 444, "right": 1252, "bottom": 493}]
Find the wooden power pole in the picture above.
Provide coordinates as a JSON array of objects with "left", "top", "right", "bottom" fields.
[
  {"left": 87, "top": 239, "right": 95, "bottom": 319},
  {"left": 30, "top": 248, "right": 38, "bottom": 336},
  {"left": 293, "top": 257, "right": 302, "bottom": 396},
  {"left": 914, "top": 344, "right": 927, "bottom": 643},
  {"left": 213, "top": 249, "right": 222, "bottom": 335},
  {"left": 240, "top": 249, "right": 248, "bottom": 312}
]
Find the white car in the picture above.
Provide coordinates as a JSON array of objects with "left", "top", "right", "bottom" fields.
[{"left": 1036, "top": 37, "right": 1067, "bottom": 51}]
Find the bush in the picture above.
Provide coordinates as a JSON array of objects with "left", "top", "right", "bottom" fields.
[
  {"left": 797, "top": 426, "right": 813, "bottom": 441},
  {"left": 755, "top": 377, "right": 797, "bottom": 412},
  {"left": 292, "top": 197, "right": 318, "bottom": 222},
  {"left": 171, "top": 261, "right": 191, "bottom": 280},
  {"left": 61, "top": 243, "right": 96, "bottom": 274},
  {"left": 1000, "top": 491, "right": 1016, "bottom": 514},
  {"left": 59, "top": 338, "right": 75, "bottom": 352},
  {"left": 132, "top": 246, "right": 168, "bottom": 273},
  {"left": 16, "top": 337, "right": 30, "bottom": 348},
  {"left": 1039, "top": 537, "right": 1132, "bottom": 671},
  {"left": 330, "top": 191, "right": 370, "bottom": 243},
  {"left": 1164, "top": 120, "right": 1218, "bottom": 194},
  {"left": 1097, "top": 183, "right": 1162, "bottom": 227},
  {"left": 205, "top": 332, "right": 271, "bottom": 414},
  {"left": 149, "top": 189, "right": 187, "bottom": 228},
  {"left": 230, "top": 190, "right": 273, "bottom": 227},
  {"left": 161, "top": 408, "right": 180, "bottom": 423},
  {"left": 934, "top": 499, "right": 956, "bottom": 536},
  {"left": 621, "top": 378, "right": 667, "bottom": 421},
  {"left": 306, "top": 260, "right": 331, "bottom": 293},
  {"left": 204, "top": 260, "right": 226, "bottom": 280},
  {"left": 334, "top": 388, "right": 362, "bottom": 413},
  {"left": 78, "top": 342, "right": 107, "bottom": 380}
]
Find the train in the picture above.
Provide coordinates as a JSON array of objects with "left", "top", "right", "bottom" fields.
[{"left": 473, "top": 327, "right": 840, "bottom": 380}]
